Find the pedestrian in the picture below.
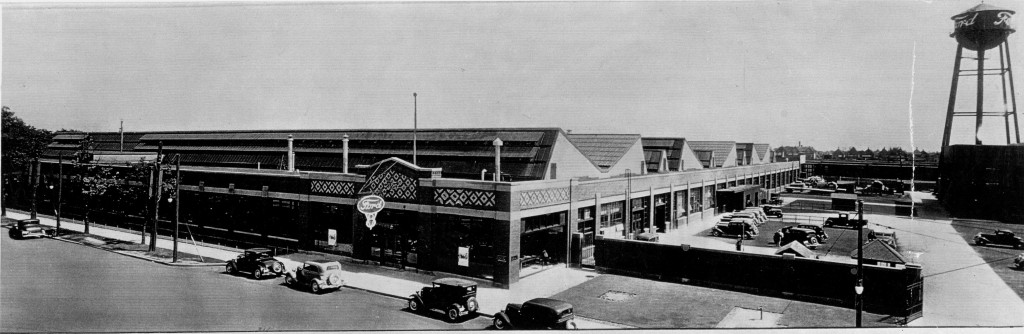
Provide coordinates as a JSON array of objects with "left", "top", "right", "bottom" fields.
[
  {"left": 736, "top": 237, "right": 743, "bottom": 251},
  {"left": 542, "top": 249, "right": 550, "bottom": 265}
]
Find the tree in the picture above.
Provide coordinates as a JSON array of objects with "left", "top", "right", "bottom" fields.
[{"left": 2, "top": 106, "right": 52, "bottom": 174}]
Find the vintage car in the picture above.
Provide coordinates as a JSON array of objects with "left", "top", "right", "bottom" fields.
[
  {"left": 761, "top": 205, "right": 783, "bottom": 218},
  {"left": 740, "top": 209, "right": 768, "bottom": 224},
  {"left": 8, "top": 219, "right": 55, "bottom": 239},
  {"left": 710, "top": 220, "right": 758, "bottom": 239},
  {"left": 635, "top": 232, "right": 659, "bottom": 242},
  {"left": 729, "top": 212, "right": 764, "bottom": 226},
  {"left": 785, "top": 182, "right": 808, "bottom": 193},
  {"left": 284, "top": 260, "right": 345, "bottom": 293},
  {"left": 408, "top": 278, "right": 479, "bottom": 322},
  {"left": 1014, "top": 254, "right": 1024, "bottom": 270},
  {"left": 824, "top": 213, "right": 867, "bottom": 229},
  {"left": 973, "top": 229, "right": 1024, "bottom": 249},
  {"left": 867, "top": 226, "right": 898, "bottom": 248},
  {"left": 225, "top": 248, "right": 286, "bottom": 279},
  {"left": 493, "top": 297, "right": 576, "bottom": 330},
  {"left": 773, "top": 227, "right": 821, "bottom": 249}
]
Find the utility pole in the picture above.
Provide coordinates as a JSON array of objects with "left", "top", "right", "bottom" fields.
[
  {"left": 56, "top": 154, "right": 63, "bottom": 236},
  {"left": 30, "top": 158, "right": 39, "bottom": 219},
  {"left": 413, "top": 92, "right": 418, "bottom": 165},
  {"left": 172, "top": 155, "right": 180, "bottom": 262},
  {"left": 856, "top": 199, "right": 865, "bottom": 327},
  {"left": 150, "top": 142, "right": 163, "bottom": 252}
]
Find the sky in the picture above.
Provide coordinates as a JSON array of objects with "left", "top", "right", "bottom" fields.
[{"left": 2, "top": 0, "right": 1021, "bottom": 152}]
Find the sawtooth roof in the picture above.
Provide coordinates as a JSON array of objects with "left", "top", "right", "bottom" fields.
[
  {"left": 754, "top": 144, "right": 771, "bottom": 161},
  {"left": 688, "top": 141, "right": 735, "bottom": 167},
  {"left": 566, "top": 134, "right": 641, "bottom": 171},
  {"left": 642, "top": 137, "right": 687, "bottom": 171},
  {"left": 850, "top": 240, "right": 907, "bottom": 264}
]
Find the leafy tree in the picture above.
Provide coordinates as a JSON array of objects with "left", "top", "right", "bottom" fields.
[{"left": 2, "top": 106, "right": 52, "bottom": 173}]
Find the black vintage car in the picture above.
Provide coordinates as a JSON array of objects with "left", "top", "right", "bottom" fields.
[
  {"left": 761, "top": 205, "right": 783, "bottom": 218},
  {"left": 408, "top": 278, "right": 479, "bottom": 322},
  {"left": 710, "top": 220, "right": 758, "bottom": 239},
  {"left": 974, "top": 230, "right": 1024, "bottom": 249},
  {"left": 773, "top": 227, "right": 821, "bottom": 249},
  {"left": 225, "top": 248, "right": 286, "bottom": 279},
  {"left": 8, "top": 219, "right": 55, "bottom": 239},
  {"left": 824, "top": 213, "right": 867, "bottom": 229},
  {"left": 493, "top": 297, "right": 576, "bottom": 330}
]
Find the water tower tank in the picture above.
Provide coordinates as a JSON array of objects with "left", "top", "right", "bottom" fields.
[{"left": 951, "top": 3, "right": 1015, "bottom": 51}]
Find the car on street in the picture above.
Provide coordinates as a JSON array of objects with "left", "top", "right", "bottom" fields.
[
  {"left": 741, "top": 208, "right": 768, "bottom": 223},
  {"left": 761, "top": 205, "right": 783, "bottom": 218},
  {"left": 711, "top": 220, "right": 758, "bottom": 239},
  {"left": 973, "top": 229, "right": 1024, "bottom": 249},
  {"left": 225, "top": 248, "right": 286, "bottom": 279},
  {"left": 284, "top": 260, "right": 346, "bottom": 294},
  {"left": 824, "top": 213, "right": 867, "bottom": 229},
  {"left": 8, "top": 219, "right": 55, "bottom": 239},
  {"left": 730, "top": 212, "right": 765, "bottom": 226},
  {"left": 408, "top": 278, "right": 480, "bottom": 322},
  {"left": 773, "top": 227, "right": 821, "bottom": 249},
  {"left": 493, "top": 297, "right": 576, "bottom": 330}
]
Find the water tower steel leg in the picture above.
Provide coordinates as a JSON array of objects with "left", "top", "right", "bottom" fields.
[
  {"left": 941, "top": 45, "right": 963, "bottom": 157},
  {"left": 1000, "top": 43, "right": 1011, "bottom": 144},
  {"left": 976, "top": 48, "right": 985, "bottom": 145},
  {"left": 1005, "top": 39, "right": 1021, "bottom": 144}
]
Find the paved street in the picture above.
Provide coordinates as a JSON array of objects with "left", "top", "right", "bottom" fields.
[{"left": 0, "top": 230, "right": 492, "bottom": 332}]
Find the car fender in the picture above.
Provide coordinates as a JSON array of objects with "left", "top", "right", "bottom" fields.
[
  {"left": 974, "top": 235, "right": 989, "bottom": 243},
  {"left": 493, "top": 311, "right": 512, "bottom": 327},
  {"left": 409, "top": 294, "right": 424, "bottom": 305}
]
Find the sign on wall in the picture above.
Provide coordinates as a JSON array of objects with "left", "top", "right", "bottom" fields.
[
  {"left": 328, "top": 229, "right": 337, "bottom": 246},
  {"left": 357, "top": 195, "right": 386, "bottom": 229},
  {"left": 458, "top": 247, "right": 470, "bottom": 267}
]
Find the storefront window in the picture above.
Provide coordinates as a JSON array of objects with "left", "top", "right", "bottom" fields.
[
  {"left": 689, "top": 188, "right": 702, "bottom": 213},
  {"left": 600, "top": 202, "right": 623, "bottom": 228}
]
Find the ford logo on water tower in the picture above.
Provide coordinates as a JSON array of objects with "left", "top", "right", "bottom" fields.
[{"left": 357, "top": 195, "right": 386, "bottom": 229}]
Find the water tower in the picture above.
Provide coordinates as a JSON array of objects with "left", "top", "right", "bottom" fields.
[{"left": 941, "top": 3, "right": 1019, "bottom": 156}]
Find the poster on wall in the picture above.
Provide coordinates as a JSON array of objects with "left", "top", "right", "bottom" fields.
[
  {"left": 328, "top": 229, "right": 337, "bottom": 246},
  {"left": 458, "top": 247, "right": 469, "bottom": 267}
]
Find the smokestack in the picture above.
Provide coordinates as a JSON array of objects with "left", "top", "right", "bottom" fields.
[
  {"left": 493, "top": 138, "right": 503, "bottom": 182},
  {"left": 287, "top": 135, "right": 295, "bottom": 172},
  {"left": 343, "top": 135, "right": 349, "bottom": 174}
]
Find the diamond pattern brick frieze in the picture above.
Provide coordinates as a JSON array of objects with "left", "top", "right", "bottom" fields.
[
  {"left": 363, "top": 169, "right": 417, "bottom": 201},
  {"left": 519, "top": 187, "right": 570, "bottom": 208},
  {"left": 434, "top": 188, "right": 495, "bottom": 208},
  {"left": 311, "top": 180, "right": 355, "bottom": 196}
]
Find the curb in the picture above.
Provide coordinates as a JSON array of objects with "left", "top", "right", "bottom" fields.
[
  {"left": 45, "top": 233, "right": 224, "bottom": 267},
  {"left": 339, "top": 284, "right": 497, "bottom": 319}
]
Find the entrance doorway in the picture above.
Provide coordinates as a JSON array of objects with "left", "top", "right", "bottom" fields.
[
  {"left": 520, "top": 212, "right": 566, "bottom": 277},
  {"left": 366, "top": 210, "right": 419, "bottom": 269}
]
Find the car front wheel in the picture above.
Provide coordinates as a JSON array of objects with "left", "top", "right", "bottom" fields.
[
  {"left": 253, "top": 267, "right": 264, "bottom": 279},
  {"left": 712, "top": 231, "right": 721, "bottom": 237},
  {"left": 976, "top": 239, "right": 986, "bottom": 246},
  {"left": 226, "top": 263, "right": 237, "bottom": 274},
  {"left": 408, "top": 298, "right": 422, "bottom": 312},
  {"left": 493, "top": 316, "right": 509, "bottom": 330},
  {"left": 285, "top": 275, "right": 296, "bottom": 285},
  {"left": 565, "top": 320, "right": 577, "bottom": 330},
  {"left": 310, "top": 282, "right": 322, "bottom": 294},
  {"left": 445, "top": 305, "right": 460, "bottom": 322}
]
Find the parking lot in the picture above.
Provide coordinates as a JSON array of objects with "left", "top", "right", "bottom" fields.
[{"left": 696, "top": 212, "right": 899, "bottom": 261}]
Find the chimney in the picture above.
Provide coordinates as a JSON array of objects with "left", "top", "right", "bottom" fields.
[
  {"left": 342, "top": 135, "right": 349, "bottom": 174},
  {"left": 287, "top": 135, "right": 295, "bottom": 172},
  {"left": 493, "top": 138, "right": 503, "bottom": 181}
]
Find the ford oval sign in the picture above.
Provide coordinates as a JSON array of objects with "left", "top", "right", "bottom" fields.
[
  {"left": 357, "top": 195, "right": 386, "bottom": 214},
  {"left": 357, "top": 195, "right": 385, "bottom": 229}
]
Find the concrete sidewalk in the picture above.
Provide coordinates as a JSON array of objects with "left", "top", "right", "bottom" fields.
[{"left": 3, "top": 211, "right": 617, "bottom": 329}]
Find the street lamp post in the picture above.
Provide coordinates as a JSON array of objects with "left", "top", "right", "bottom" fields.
[
  {"left": 413, "top": 92, "right": 418, "bottom": 165},
  {"left": 856, "top": 199, "right": 865, "bottom": 327},
  {"left": 625, "top": 169, "right": 632, "bottom": 239},
  {"left": 172, "top": 155, "right": 180, "bottom": 262},
  {"left": 55, "top": 154, "right": 63, "bottom": 236}
]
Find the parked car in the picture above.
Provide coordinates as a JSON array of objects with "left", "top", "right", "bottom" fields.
[
  {"left": 774, "top": 227, "right": 821, "bottom": 249},
  {"left": 730, "top": 212, "right": 764, "bottom": 226},
  {"left": 8, "top": 219, "right": 55, "bottom": 239},
  {"left": 824, "top": 213, "right": 867, "bottom": 229},
  {"left": 711, "top": 220, "right": 758, "bottom": 239},
  {"left": 973, "top": 229, "right": 1024, "bottom": 249},
  {"left": 635, "top": 232, "right": 659, "bottom": 242},
  {"left": 408, "top": 278, "right": 479, "bottom": 322},
  {"left": 867, "top": 226, "right": 898, "bottom": 248},
  {"left": 284, "top": 260, "right": 345, "bottom": 293},
  {"left": 225, "top": 248, "right": 286, "bottom": 279},
  {"left": 761, "top": 205, "right": 783, "bottom": 218},
  {"left": 741, "top": 208, "right": 768, "bottom": 223},
  {"left": 493, "top": 297, "right": 576, "bottom": 330},
  {"left": 1014, "top": 253, "right": 1024, "bottom": 270}
]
